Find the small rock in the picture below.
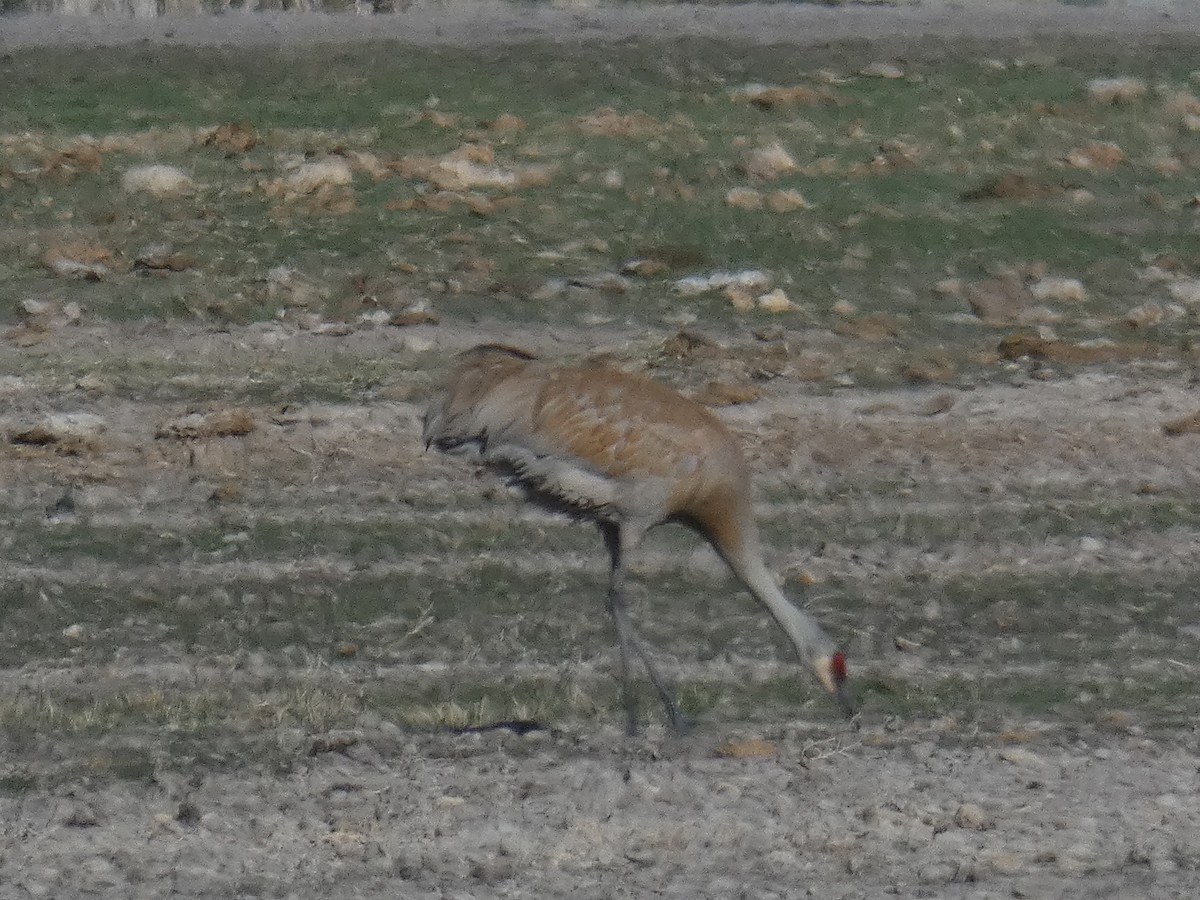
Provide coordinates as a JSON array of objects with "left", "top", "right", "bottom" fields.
[
  {"left": 1167, "top": 279, "right": 1200, "bottom": 305},
  {"left": 730, "top": 83, "right": 840, "bottom": 108},
  {"left": 672, "top": 270, "right": 772, "bottom": 296},
  {"left": 133, "top": 244, "right": 195, "bottom": 272},
  {"left": 1125, "top": 301, "right": 1164, "bottom": 328},
  {"left": 726, "top": 187, "right": 764, "bottom": 209},
  {"left": 530, "top": 279, "right": 567, "bottom": 301},
  {"left": 62, "top": 624, "right": 86, "bottom": 642},
  {"left": 11, "top": 413, "right": 107, "bottom": 447},
  {"left": 200, "top": 121, "right": 259, "bottom": 153},
  {"left": 967, "top": 277, "right": 1032, "bottom": 325},
  {"left": 45, "top": 486, "right": 77, "bottom": 521},
  {"left": 156, "top": 408, "right": 255, "bottom": 440},
  {"left": 390, "top": 848, "right": 425, "bottom": 879},
  {"left": 861, "top": 61, "right": 904, "bottom": 79},
  {"left": 572, "top": 272, "right": 630, "bottom": 294},
  {"left": 757, "top": 288, "right": 793, "bottom": 313},
  {"left": 1064, "top": 141, "right": 1125, "bottom": 170},
  {"left": 59, "top": 799, "right": 100, "bottom": 827},
  {"left": 740, "top": 142, "right": 798, "bottom": 180},
  {"left": 1029, "top": 276, "right": 1086, "bottom": 304},
  {"left": 480, "top": 112, "right": 525, "bottom": 132},
  {"left": 954, "top": 802, "right": 989, "bottom": 830},
  {"left": 286, "top": 158, "right": 353, "bottom": 194},
  {"left": 1055, "top": 849, "right": 1095, "bottom": 875},
  {"left": 723, "top": 285, "right": 756, "bottom": 311},
  {"left": 1079, "top": 536, "right": 1104, "bottom": 554},
  {"left": 621, "top": 258, "right": 669, "bottom": 278},
  {"left": 903, "top": 358, "right": 955, "bottom": 384},
  {"left": 917, "top": 392, "right": 955, "bottom": 416},
  {"left": 1163, "top": 410, "right": 1200, "bottom": 436},
  {"left": 999, "top": 747, "right": 1050, "bottom": 769},
  {"left": 1086, "top": 76, "right": 1147, "bottom": 104},
  {"left": 753, "top": 324, "right": 786, "bottom": 341},
  {"left": 836, "top": 313, "right": 900, "bottom": 342},
  {"left": 175, "top": 800, "right": 201, "bottom": 826},
  {"left": 42, "top": 242, "right": 112, "bottom": 280},
  {"left": 388, "top": 309, "right": 439, "bottom": 327},
  {"left": 309, "top": 731, "right": 361, "bottom": 755},
  {"left": 986, "top": 852, "right": 1023, "bottom": 876},
  {"left": 961, "top": 171, "right": 1060, "bottom": 202},
  {"left": 693, "top": 381, "right": 764, "bottom": 407},
  {"left": 208, "top": 482, "right": 243, "bottom": 505},
  {"left": 122, "top": 164, "right": 195, "bottom": 198},
  {"left": 73, "top": 374, "right": 110, "bottom": 395},
  {"left": 766, "top": 189, "right": 809, "bottom": 212}
]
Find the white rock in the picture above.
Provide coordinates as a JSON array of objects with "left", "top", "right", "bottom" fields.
[
  {"left": 672, "top": 269, "right": 772, "bottom": 295},
  {"left": 1086, "top": 76, "right": 1147, "bottom": 104},
  {"left": 1125, "top": 302, "right": 1164, "bottom": 328},
  {"left": 1167, "top": 279, "right": 1200, "bottom": 305},
  {"left": 954, "top": 802, "right": 989, "bottom": 830},
  {"left": 402, "top": 335, "right": 435, "bottom": 353},
  {"left": 1030, "top": 276, "right": 1086, "bottom": 304},
  {"left": 286, "top": 158, "right": 353, "bottom": 194},
  {"left": 861, "top": 61, "right": 904, "bottom": 80},
  {"left": 122, "top": 164, "right": 194, "bottom": 198},
  {"left": 757, "top": 288, "right": 793, "bottom": 313},
  {"left": 43, "top": 412, "right": 108, "bottom": 440},
  {"left": 741, "top": 142, "right": 797, "bottom": 180},
  {"left": 999, "top": 747, "right": 1050, "bottom": 769},
  {"left": 1139, "top": 265, "right": 1177, "bottom": 284}
]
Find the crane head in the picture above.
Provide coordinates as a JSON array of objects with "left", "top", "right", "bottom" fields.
[{"left": 815, "top": 650, "right": 856, "bottom": 717}]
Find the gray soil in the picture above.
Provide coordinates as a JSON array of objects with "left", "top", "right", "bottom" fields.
[
  {"left": 3, "top": 4, "right": 1200, "bottom": 898},
  {"left": 3, "top": 318, "right": 1200, "bottom": 899}
]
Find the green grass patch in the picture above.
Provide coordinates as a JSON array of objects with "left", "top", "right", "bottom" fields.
[{"left": 3, "top": 35, "right": 1200, "bottom": 385}]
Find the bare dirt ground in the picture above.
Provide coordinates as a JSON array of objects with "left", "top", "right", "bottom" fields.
[
  {"left": 3, "top": 317, "right": 1200, "bottom": 898},
  {"left": 3, "top": 4, "right": 1200, "bottom": 898}
]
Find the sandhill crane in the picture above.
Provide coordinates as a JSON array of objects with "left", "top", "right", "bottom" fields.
[{"left": 423, "top": 344, "right": 854, "bottom": 733}]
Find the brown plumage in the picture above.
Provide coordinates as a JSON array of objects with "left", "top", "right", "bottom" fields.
[{"left": 423, "top": 344, "right": 854, "bottom": 732}]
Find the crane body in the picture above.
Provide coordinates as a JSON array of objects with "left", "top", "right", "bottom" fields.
[{"left": 423, "top": 344, "right": 853, "bottom": 732}]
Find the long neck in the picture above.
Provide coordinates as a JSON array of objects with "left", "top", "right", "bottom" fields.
[
  {"left": 734, "top": 548, "right": 835, "bottom": 665},
  {"left": 709, "top": 513, "right": 835, "bottom": 666}
]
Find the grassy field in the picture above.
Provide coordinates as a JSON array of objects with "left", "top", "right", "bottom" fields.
[
  {"left": 3, "top": 36, "right": 1200, "bottom": 363},
  {"left": 3, "top": 31, "right": 1200, "bottom": 792}
]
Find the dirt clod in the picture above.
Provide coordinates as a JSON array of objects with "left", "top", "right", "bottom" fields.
[
  {"left": 1162, "top": 410, "right": 1200, "bottom": 436},
  {"left": 156, "top": 408, "right": 256, "bottom": 440}
]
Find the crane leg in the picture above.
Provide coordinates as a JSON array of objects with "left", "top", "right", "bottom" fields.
[{"left": 601, "top": 522, "right": 689, "bottom": 735}]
